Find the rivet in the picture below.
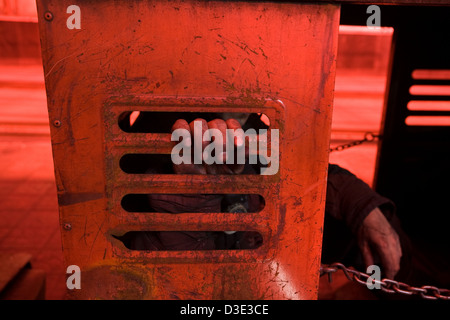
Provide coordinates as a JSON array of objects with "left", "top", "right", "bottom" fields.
[
  {"left": 63, "top": 223, "right": 72, "bottom": 231},
  {"left": 53, "top": 120, "right": 61, "bottom": 127},
  {"left": 44, "top": 11, "right": 53, "bottom": 21}
]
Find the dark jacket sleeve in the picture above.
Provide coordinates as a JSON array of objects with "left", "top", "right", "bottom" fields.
[
  {"left": 326, "top": 164, "right": 395, "bottom": 234},
  {"left": 139, "top": 194, "right": 222, "bottom": 250},
  {"left": 148, "top": 194, "right": 223, "bottom": 214}
]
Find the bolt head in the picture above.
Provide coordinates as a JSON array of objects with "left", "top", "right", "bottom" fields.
[{"left": 44, "top": 11, "right": 53, "bottom": 21}]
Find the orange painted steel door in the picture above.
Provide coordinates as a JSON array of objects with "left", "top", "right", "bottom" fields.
[{"left": 36, "top": 0, "right": 340, "bottom": 299}]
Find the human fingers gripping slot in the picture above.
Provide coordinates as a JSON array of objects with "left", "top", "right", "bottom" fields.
[{"left": 171, "top": 117, "right": 248, "bottom": 175}]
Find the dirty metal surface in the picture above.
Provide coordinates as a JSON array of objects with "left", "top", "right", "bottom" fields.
[
  {"left": 307, "top": 0, "right": 450, "bottom": 5},
  {"left": 36, "top": 0, "right": 340, "bottom": 299}
]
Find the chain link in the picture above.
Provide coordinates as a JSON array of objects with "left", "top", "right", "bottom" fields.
[
  {"left": 320, "top": 262, "right": 450, "bottom": 300},
  {"left": 329, "top": 132, "right": 380, "bottom": 153}
]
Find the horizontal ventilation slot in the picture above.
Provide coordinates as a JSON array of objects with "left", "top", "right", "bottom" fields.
[
  {"left": 119, "top": 154, "right": 271, "bottom": 175},
  {"left": 113, "top": 231, "right": 263, "bottom": 250},
  {"left": 121, "top": 193, "right": 265, "bottom": 213},
  {"left": 405, "top": 116, "right": 450, "bottom": 126},
  {"left": 409, "top": 85, "right": 450, "bottom": 96},
  {"left": 119, "top": 111, "right": 270, "bottom": 133},
  {"left": 411, "top": 69, "right": 450, "bottom": 80},
  {"left": 407, "top": 101, "right": 450, "bottom": 111}
]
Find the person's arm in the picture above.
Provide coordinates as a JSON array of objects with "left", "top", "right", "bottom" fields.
[
  {"left": 326, "top": 164, "right": 402, "bottom": 278},
  {"left": 357, "top": 207, "right": 402, "bottom": 279},
  {"left": 138, "top": 117, "right": 248, "bottom": 250}
]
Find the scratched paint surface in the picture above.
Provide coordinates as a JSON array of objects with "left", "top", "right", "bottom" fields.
[{"left": 36, "top": 0, "right": 340, "bottom": 299}]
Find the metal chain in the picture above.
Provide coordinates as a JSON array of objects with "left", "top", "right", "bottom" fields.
[
  {"left": 320, "top": 262, "right": 450, "bottom": 300},
  {"left": 329, "top": 132, "right": 380, "bottom": 153}
]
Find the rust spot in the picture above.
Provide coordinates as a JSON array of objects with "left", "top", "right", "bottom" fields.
[
  {"left": 69, "top": 265, "right": 147, "bottom": 300},
  {"left": 58, "top": 192, "right": 103, "bottom": 206},
  {"left": 275, "top": 204, "right": 287, "bottom": 242}
]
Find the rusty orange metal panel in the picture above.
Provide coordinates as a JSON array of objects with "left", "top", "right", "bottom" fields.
[{"left": 36, "top": 0, "right": 340, "bottom": 299}]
